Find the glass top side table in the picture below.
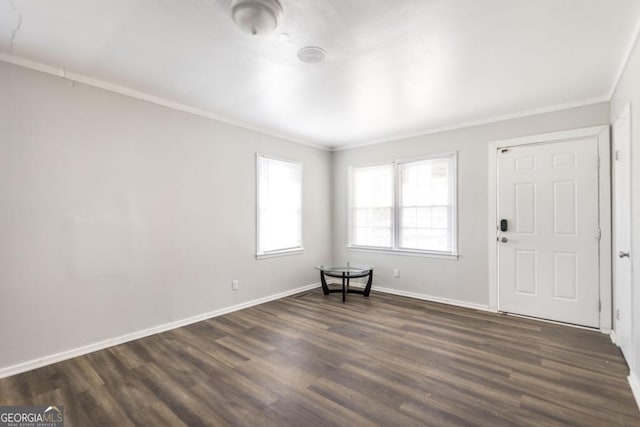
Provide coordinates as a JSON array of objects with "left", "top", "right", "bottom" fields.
[{"left": 315, "top": 264, "right": 374, "bottom": 302}]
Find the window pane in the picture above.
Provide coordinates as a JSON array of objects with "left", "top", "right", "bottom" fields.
[
  {"left": 400, "top": 157, "right": 450, "bottom": 206},
  {"left": 399, "top": 155, "right": 454, "bottom": 252},
  {"left": 355, "top": 226, "right": 392, "bottom": 247},
  {"left": 402, "top": 207, "right": 417, "bottom": 228},
  {"left": 371, "top": 208, "right": 391, "bottom": 227},
  {"left": 352, "top": 209, "right": 392, "bottom": 247},
  {"left": 416, "top": 207, "right": 431, "bottom": 228},
  {"left": 415, "top": 229, "right": 430, "bottom": 249},
  {"left": 257, "top": 156, "right": 303, "bottom": 253},
  {"left": 431, "top": 207, "right": 448, "bottom": 229},
  {"left": 351, "top": 164, "right": 393, "bottom": 247},
  {"left": 353, "top": 164, "right": 393, "bottom": 208},
  {"left": 431, "top": 229, "right": 450, "bottom": 251},
  {"left": 401, "top": 228, "right": 417, "bottom": 249}
]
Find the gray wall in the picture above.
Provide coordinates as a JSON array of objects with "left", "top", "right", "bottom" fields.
[
  {"left": 332, "top": 103, "right": 610, "bottom": 307},
  {"left": 611, "top": 31, "right": 640, "bottom": 396},
  {"left": 0, "top": 62, "right": 333, "bottom": 371}
]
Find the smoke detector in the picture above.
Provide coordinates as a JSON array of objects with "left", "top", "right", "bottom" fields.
[
  {"left": 297, "top": 46, "right": 326, "bottom": 63},
  {"left": 230, "top": 0, "right": 283, "bottom": 36}
]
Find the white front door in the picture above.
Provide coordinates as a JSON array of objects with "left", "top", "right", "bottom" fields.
[
  {"left": 613, "top": 104, "right": 632, "bottom": 359},
  {"left": 497, "top": 138, "right": 600, "bottom": 327}
]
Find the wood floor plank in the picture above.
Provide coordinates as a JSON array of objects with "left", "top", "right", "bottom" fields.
[
  {"left": 0, "top": 288, "right": 638, "bottom": 426},
  {"left": 309, "top": 376, "right": 425, "bottom": 426}
]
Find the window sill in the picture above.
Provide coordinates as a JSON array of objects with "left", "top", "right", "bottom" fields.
[
  {"left": 256, "top": 248, "right": 305, "bottom": 260},
  {"left": 347, "top": 246, "right": 458, "bottom": 260}
]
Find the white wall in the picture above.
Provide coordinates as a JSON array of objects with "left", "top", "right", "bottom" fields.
[
  {"left": 0, "top": 62, "right": 333, "bottom": 372},
  {"left": 611, "top": 29, "right": 640, "bottom": 402},
  {"left": 332, "top": 103, "right": 610, "bottom": 308}
]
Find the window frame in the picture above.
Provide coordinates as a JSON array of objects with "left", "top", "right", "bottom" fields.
[
  {"left": 256, "top": 153, "right": 304, "bottom": 259},
  {"left": 348, "top": 152, "right": 458, "bottom": 259}
]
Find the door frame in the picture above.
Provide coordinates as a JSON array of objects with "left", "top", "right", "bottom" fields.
[
  {"left": 487, "top": 125, "right": 612, "bottom": 331},
  {"left": 612, "top": 102, "right": 633, "bottom": 353}
]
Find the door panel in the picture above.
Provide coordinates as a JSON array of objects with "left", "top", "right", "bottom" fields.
[
  {"left": 553, "top": 252, "right": 577, "bottom": 299},
  {"left": 613, "top": 105, "right": 632, "bottom": 360},
  {"left": 515, "top": 184, "right": 536, "bottom": 233},
  {"left": 553, "top": 180, "right": 577, "bottom": 235},
  {"left": 498, "top": 138, "right": 600, "bottom": 327},
  {"left": 515, "top": 250, "right": 537, "bottom": 294}
]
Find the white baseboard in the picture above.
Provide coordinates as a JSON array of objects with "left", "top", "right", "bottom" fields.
[
  {"left": 372, "top": 285, "right": 493, "bottom": 312},
  {"left": 629, "top": 371, "right": 640, "bottom": 411},
  {"left": 610, "top": 329, "right": 617, "bottom": 344},
  {"left": 0, "top": 283, "right": 320, "bottom": 379}
]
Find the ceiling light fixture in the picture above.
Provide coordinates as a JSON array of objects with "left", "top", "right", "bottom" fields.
[
  {"left": 230, "top": 0, "right": 283, "bottom": 36},
  {"left": 297, "top": 46, "right": 326, "bottom": 63}
]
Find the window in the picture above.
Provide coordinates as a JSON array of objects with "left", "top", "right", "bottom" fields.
[
  {"left": 256, "top": 155, "right": 303, "bottom": 257},
  {"left": 351, "top": 164, "right": 394, "bottom": 248},
  {"left": 398, "top": 156, "right": 455, "bottom": 252},
  {"left": 349, "top": 153, "right": 457, "bottom": 256}
]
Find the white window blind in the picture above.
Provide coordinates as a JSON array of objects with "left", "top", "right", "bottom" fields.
[
  {"left": 351, "top": 164, "right": 394, "bottom": 248},
  {"left": 257, "top": 155, "right": 303, "bottom": 256},
  {"left": 349, "top": 153, "right": 457, "bottom": 256}
]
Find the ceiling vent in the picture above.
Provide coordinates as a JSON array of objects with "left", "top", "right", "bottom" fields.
[
  {"left": 297, "top": 46, "right": 326, "bottom": 63},
  {"left": 230, "top": 0, "right": 283, "bottom": 36}
]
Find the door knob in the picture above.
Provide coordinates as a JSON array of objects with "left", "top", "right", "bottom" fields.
[
  {"left": 501, "top": 237, "right": 508, "bottom": 243},
  {"left": 619, "top": 251, "right": 630, "bottom": 258}
]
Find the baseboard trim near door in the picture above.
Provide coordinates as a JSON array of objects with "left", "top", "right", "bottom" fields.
[
  {"left": 629, "top": 372, "right": 640, "bottom": 411},
  {"left": 0, "top": 283, "right": 320, "bottom": 379},
  {"left": 372, "top": 286, "right": 494, "bottom": 312}
]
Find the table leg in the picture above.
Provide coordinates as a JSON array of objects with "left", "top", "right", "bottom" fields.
[
  {"left": 320, "top": 271, "right": 330, "bottom": 295},
  {"left": 342, "top": 272, "right": 346, "bottom": 302},
  {"left": 363, "top": 270, "right": 373, "bottom": 297}
]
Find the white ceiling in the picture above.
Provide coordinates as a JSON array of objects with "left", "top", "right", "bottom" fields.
[{"left": 1, "top": 1, "right": 640, "bottom": 149}]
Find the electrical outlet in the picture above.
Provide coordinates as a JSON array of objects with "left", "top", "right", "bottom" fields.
[
  {"left": 393, "top": 268, "right": 400, "bottom": 278},
  {"left": 232, "top": 280, "right": 239, "bottom": 291},
  {"left": 616, "top": 309, "right": 621, "bottom": 321}
]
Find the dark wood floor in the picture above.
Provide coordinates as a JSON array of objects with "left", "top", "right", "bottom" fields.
[{"left": 1, "top": 288, "right": 639, "bottom": 426}]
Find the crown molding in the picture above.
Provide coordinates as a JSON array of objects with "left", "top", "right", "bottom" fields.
[
  {"left": 331, "top": 96, "right": 610, "bottom": 151},
  {"left": 0, "top": 52, "right": 331, "bottom": 152},
  {"left": 0, "top": 51, "right": 617, "bottom": 153}
]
